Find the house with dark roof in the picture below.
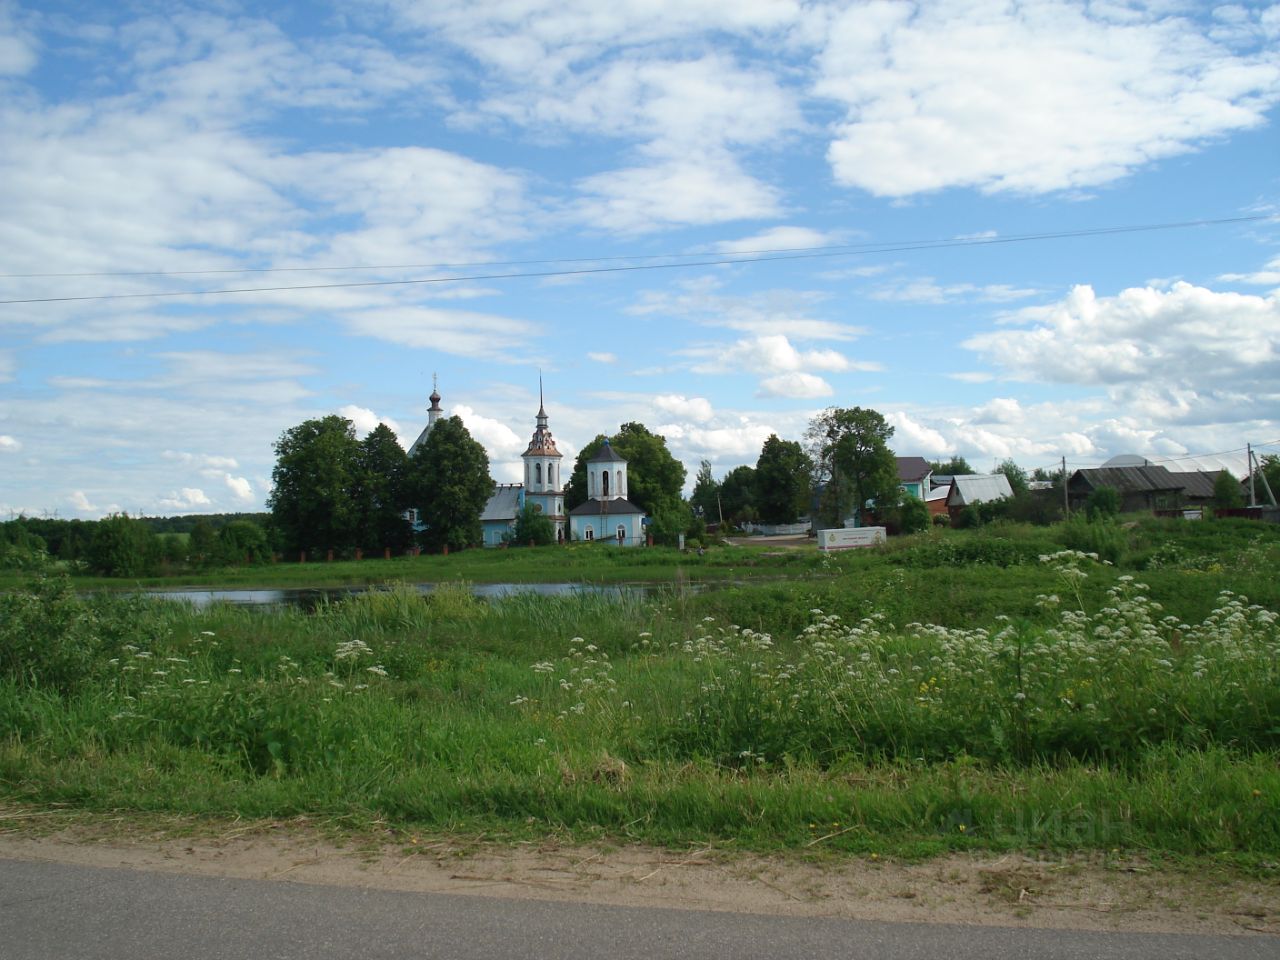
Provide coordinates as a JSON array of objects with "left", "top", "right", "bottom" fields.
[
  {"left": 1067, "top": 465, "right": 1187, "bottom": 512},
  {"left": 896, "top": 457, "right": 933, "bottom": 500}
]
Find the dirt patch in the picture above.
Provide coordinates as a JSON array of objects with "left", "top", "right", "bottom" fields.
[{"left": 1, "top": 810, "right": 1276, "bottom": 937}]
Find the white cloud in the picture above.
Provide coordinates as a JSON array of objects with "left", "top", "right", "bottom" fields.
[
  {"left": 158, "top": 487, "right": 211, "bottom": 511},
  {"left": 757, "top": 372, "right": 833, "bottom": 399},
  {"left": 871, "top": 278, "right": 1041, "bottom": 304},
  {"left": 972, "top": 398, "right": 1024, "bottom": 425},
  {"left": 163, "top": 450, "right": 239, "bottom": 470},
  {"left": 588, "top": 352, "right": 618, "bottom": 364},
  {"left": 885, "top": 411, "right": 950, "bottom": 456},
  {"left": 965, "top": 282, "right": 1280, "bottom": 393},
  {"left": 575, "top": 153, "right": 782, "bottom": 233},
  {"left": 452, "top": 403, "right": 525, "bottom": 463},
  {"left": 693, "top": 334, "right": 869, "bottom": 376},
  {"left": 630, "top": 276, "right": 863, "bottom": 341},
  {"left": 0, "top": 5, "right": 37, "bottom": 76},
  {"left": 816, "top": 1, "right": 1280, "bottom": 196},
  {"left": 0, "top": 435, "right": 21, "bottom": 452},
  {"left": 342, "top": 307, "right": 540, "bottom": 362},
  {"left": 653, "top": 394, "right": 714, "bottom": 423},
  {"left": 223, "top": 474, "right": 253, "bottom": 503},
  {"left": 337, "top": 404, "right": 402, "bottom": 441},
  {"left": 68, "top": 490, "right": 97, "bottom": 513},
  {"left": 714, "top": 226, "right": 846, "bottom": 254},
  {"left": 1220, "top": 256, "right": 1280, "bottom": 286}
]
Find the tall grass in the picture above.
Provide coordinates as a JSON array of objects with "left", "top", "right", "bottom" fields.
[{"left": 2, "top": 530, "right": 1279, "bottom": 857}]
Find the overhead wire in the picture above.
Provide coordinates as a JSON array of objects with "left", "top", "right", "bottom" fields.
[{"left": 0, "top": 214, "right": 1268, "bottom": 305}]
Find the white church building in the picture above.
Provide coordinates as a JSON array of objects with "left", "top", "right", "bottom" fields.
[
  {"left": 567, "top": 440, "right": 647, "bottom": 546},
  {"left": 410, "top": 382, "right": 645, "bottom": 547}
]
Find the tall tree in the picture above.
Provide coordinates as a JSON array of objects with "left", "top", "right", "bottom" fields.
[
  {"left": 754, "top": 434, "right": 812, "bottom": 524},
  {"left": 87, "top": 513, "right": 158, "bottom": 577},
  {"left": 805, "top": 407, "right": 898, "bottom": 527},
  {"left": 268, "top": 415, "right": 362, "bottom": 556},
  {"left": 995, "top": 458, "right": 1030, "bottom": 496},
  {"left": 355, "top": 423, "right": 412, "bottom": 552},
  {"left": 406, "top": 415, "right": 492, "bottom": 552},
  {"left": 718, "top": 465, "right": 758, "bottom": 524},
  {"left": 1212, "top": 469, "right": 1244, "bottom": 509},
  {"left": 689, "top": 460, "right": 720, "bottom": 521}
]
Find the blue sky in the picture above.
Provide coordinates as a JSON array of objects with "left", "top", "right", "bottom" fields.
[{"left": 2, "top": 0, "right": 1278, "bottom": 518}]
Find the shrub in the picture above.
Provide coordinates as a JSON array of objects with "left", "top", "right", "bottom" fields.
[
  {"left": 896, "top": 494, "right": 930, "bottom": 534},
  {"left": 1085, "top": 486, "right": 1121, "bottom": 520}
]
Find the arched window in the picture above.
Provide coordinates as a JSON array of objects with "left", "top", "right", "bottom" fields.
[
  {"left": 585, "top": 527, "right": 594, "bottom": 541},
  {"left": 616, "top": 469, "right": 623, "bottom": 496},
  {"left": 602, "top": 470, "right": 610, "bottom": 497},
  {"left": 535, "top": 463, "right": 542, "bottom": 486},
  {"left": 616, "top": 524, "right": 626, "bottom": 543}
]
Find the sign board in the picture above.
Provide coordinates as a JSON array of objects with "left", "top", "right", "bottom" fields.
[{"left": 817, "top": 526, "right": 886, "bottom": 551}]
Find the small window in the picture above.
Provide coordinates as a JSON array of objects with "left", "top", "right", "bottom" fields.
[
  {"left": 535, "top": 463, "right": 542, "bottom": 486},
  {"left": 602, "top": 470, "right": 610, "bottom": 497},
  {"left": 585, "top": 527, "right": 594, "bottom": 541},
  {"left": 616, "top": 524, "right": 626, "bottom": 542}
]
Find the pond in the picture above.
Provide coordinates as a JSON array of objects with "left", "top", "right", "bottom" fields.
[{"left": 144, "top": 581, "right": 692, "bottom": 610}]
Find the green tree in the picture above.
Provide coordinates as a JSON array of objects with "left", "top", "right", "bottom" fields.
[
  {"left": 218, "top": 519, "right": 271, "bottom": 565},
  {"left": 87, "top": 513, "right": 158, "bottom": 577},
  {"left": 689, "top": 460, "right": 720, "bottom": 522},
  {"left": 805, "top": 407, "right": 898, "bottom": 527},
  {"left": 511, "top": 502, "right": 555, "bottom": 546},
  {"left": 995, "top": 458, "right": 1030, "bottom": 496},
  {"left": 1249, "top": 453, "right": 1280, "bottom": 505},
  {"left": 355, "top": 423, "right": 412, "bottom": 552},
  {"left": 928, "top": 456, "right": 975, "bottom": 475},
  {"left": 564, "top": 422, "right": 686, "bottom": 519},
  {"left": 188, "top": 518, "right": 217, "bottom": 567},
  {"left": 406, "top": 415, "right": 492, "bottom": 552},
  {"left": 754, "top": 434, "right": 811, "bottom": 524},
  {"left": 1212, "top": 469, "right": 1244, "bottom": 509},
  {"left": 268, "top": 415, "right": 362, "bottom": 557},
  {"left": 718, "top": 465, "right": 757, "bottom": 525}
]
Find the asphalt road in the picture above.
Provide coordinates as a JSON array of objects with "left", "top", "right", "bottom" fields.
[{"left": 1, "top": 858, "right": 1271, "bottom": 960}]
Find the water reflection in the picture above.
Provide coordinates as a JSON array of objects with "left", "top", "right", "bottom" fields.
[{"left": 147, "top": 581, "right": 679, "bottom": 610}]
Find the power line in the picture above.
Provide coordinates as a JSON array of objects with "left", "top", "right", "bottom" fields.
[{"left": 0, "top": 215, "right": 1266, "bottom": 305}]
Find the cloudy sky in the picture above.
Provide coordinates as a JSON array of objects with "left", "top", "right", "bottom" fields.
[{"left": 2, "top": 0, "right": 1279, "bottom": 518}]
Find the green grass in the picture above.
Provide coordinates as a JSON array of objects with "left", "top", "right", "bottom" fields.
[{"left": 3, "top": 520, "right": 1279, "bottom": 861}]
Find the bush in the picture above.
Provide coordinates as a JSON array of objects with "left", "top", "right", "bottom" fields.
[
  {"left": 895, "top": 494, "right": 930, "bottom": 534},
  {"left": 1085, "top": 486, "right": 1121, "bottom": 520}
]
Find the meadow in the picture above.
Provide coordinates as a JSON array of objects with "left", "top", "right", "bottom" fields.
[{"left": 2, "top": 517, "right": 1278, "bottom": 863}]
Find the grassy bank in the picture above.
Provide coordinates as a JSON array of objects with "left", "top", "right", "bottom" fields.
[{"left": 3, "top": 523, "right": 1279, "bottom": 863}]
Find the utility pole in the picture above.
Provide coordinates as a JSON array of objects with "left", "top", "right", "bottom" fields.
[
  {"left": 1061, "top": 456, "right": 1069, "bottom": 516},
  {"left": 1248, "top": 443, "right": 1256, "bottom": 507}
]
